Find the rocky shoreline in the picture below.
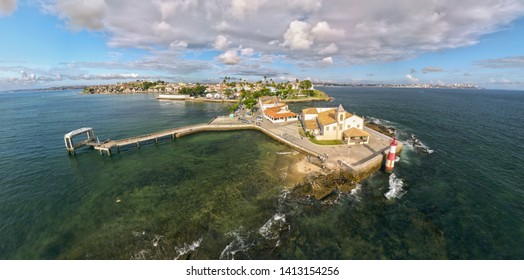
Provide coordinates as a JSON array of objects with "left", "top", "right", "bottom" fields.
[
  {"left": 291, "top": 170, "right": 358, "bottom": 200},
  {"left": 290, "top": 121, "right": 398, "bottom": 201}
]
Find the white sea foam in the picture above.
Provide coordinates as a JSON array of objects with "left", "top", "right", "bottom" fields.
[
  {"left": 174, "top": 237, "right": 203, "bottom": 260},
  {"left": 259, "top": 213, "right": 287, "bottom": 240},
  {"left": 385, "top": 173, "right": 406, "bottom": 200},
  {"left": 131, "top": 249, "right": 151, "bottom": 260},
  {"left": 367, "top": 116, "right": 385, "bottom": 125},
  {"left": 366, "top": 116, "right": 397, "bottom": 126},
  {"left": 278, "top": 189, "right": 290, "bottom": 204},
  {"left": 152, "top": 235, "right": 163, "bottom": 247},
  {"left": 220, "top": 230, "right": 253, "bottom": 260},
  {"left": 346, "top": 182, "right": 362, "bottom": 201},
  {"left": 408, "top": 134, "right": 434, "bottom": 154},
  {"left": 258, "top": 190, "right": 291, "bottom": 244}
]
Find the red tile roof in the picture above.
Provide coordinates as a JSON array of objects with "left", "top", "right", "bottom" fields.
[{"left": 264, "top": 105, "right": 297, "bottom": 118}]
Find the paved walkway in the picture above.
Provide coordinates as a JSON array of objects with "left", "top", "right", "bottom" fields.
[
  {"left": 86, "top": 111, "right": 394, "bottom": 175},
  {"left": 211, "top": 111, "right": 394, "bottom": 171}
]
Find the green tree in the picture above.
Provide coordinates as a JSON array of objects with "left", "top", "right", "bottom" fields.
[
  {"left": 229, "top": 102, "right": 240, "bottom": 113},
  {"left": 299, "top": 80, "right": 312, "bottom": 90}
]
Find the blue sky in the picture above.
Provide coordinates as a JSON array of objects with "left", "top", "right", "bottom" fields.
[{"left": 1, "top": 0, "right": 524, "bottom": 90}]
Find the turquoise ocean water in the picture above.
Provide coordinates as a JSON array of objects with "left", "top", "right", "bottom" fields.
[{"left": 0, "top": 87, "right": 523, "bottom": 259}]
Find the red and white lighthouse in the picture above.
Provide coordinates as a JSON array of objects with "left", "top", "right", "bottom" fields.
[{"left": 384, "top": 138, "right": 398, "bottom": 173}]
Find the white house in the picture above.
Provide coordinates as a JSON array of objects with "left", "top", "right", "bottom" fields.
[
  {"left": 258, "top": 96, "right": 298, "bottom": 123},
  {"left": 258, "top": 96, "right": 281, "bottom": 110},
  {"left": 301, "top": 104, "right": 369, "bottom": 145}
]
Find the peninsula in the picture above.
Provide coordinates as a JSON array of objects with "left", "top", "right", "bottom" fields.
[
  {"left": 67, "top": 89, "right": 400, "bottom": 199},
  {"left": 82, "top": 79, "right": 331, "bottom": 109}
]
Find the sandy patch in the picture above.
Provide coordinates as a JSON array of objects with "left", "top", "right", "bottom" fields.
[{"left": 295, "top": 157, "right": 322, "bottom": 175}]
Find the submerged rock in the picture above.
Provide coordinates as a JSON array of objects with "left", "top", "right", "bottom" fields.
[{"left": 291, "top": 170, "right": 357, "bottom": 200}]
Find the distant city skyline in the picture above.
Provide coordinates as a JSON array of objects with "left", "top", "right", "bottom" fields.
[{"left": 1, "top": 0, "right": 524, "bottom": 91}]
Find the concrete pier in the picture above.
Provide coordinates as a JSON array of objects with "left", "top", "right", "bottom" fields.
[{"left": 64, "top": 127, "right": 96, "bottom": 155}]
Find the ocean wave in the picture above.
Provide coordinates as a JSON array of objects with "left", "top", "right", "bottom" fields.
[
  {"left": 260, "top": 190, "right": 292, "bottom": 239},
  {"left": 174, "top": 237, "right": 203, "bottom": 260},
  {"left": 366, "top": 116, "right": 393, "bottom": 126},
  {"left": 259, "top": 213, "right": 288, "bottom": 240},
  {"left": 385, "top": 173, "right": 406, "bottom": 200},
  {"left": 349, "top": 183, "right": 363, "bottom": 201},
  {"left": 220, "top": 229, "right": 253, "bottom": 260}
]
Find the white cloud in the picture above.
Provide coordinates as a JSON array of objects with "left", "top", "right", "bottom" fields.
[
  {"left": 476, "top": 56, "right": 524, "bottom": 68},
  {"left": 282, "top": 20, "right": 344, "bottom": 52},
  {"left": 320, "top": 57, "right": 333, "bottom": 65},
  {"left": 406, "top": 74, "right": 419, "bottom": 83},
  {"left": 0, "top": 0, "right": 16, "bottom": 16},
  {"left": 318, "top": 43, "right": 338, "bottom": 55},
  {"left": 240, "top": 48, "right": 254, "bottom": 56},
  {"left": 282, "top": 20, "right": 314, "bottom": 50},
  {"left": 152, "top": 0, "right": 196, "bottom": 20},
  {"left": 422, "top": 66, "right": 444, "bottom": 73},
  {"left": 311, "top": 21, "right": 345, "bottom": 42},
  {"left": 154, "top": 21, "right": 171, "bottom": 34},
  {"left": 65, "top": 73, "right": 142, "bottom": 80},
  {"left": 214, "top": 20, "right": 230, "bottom": 31},
  {"left": 288, "top": 0, "right": 322, "bottom": 12},
  {"left": 26, "top": 0, "right": 524, "bottom": 85},
  {"left": 213, "top": 34, "right": 230, "bottom": 50},
  {"left": 20, "top": 70, "right": 36, "bottom": 81},
  {"left": 219, "top": 50, "right": 241, "bottom": 65},
  {"left": 170, "top": 40, "right": 188, "bottom": 49},
  {"left": 230, "top": 0, "right": 268, "bottom": 19},
  {"left": 40, "top": 0, "right": 524, "bottom": 62},
  {"left": 55, "top": 0, "right": 106, "bottom": 30},
  {"left": 40, "top": 0, "right": 524, "bottom": 65}
]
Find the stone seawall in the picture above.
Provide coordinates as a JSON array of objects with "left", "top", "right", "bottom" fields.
[
  {"left": 88, "top": 119, "right": 400, "bottom": 185},
  {"left": 344, "top": 142, "right": 403, "bottom": 182},
  {"left": 174, "top": 123, "right": 403, "bottom": 183},
  {"left": 174, "top": 124, "right": 322, "bottom": 158}
]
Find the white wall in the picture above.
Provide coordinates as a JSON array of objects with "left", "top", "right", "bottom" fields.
[
  {"left": 302, "top": 113, "right": 317, "bottom": 121},
  {"left": 344, "top": 115, "right": 364, "bottom": 130}
]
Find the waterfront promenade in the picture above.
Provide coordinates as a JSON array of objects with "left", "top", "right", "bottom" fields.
[
  {"left": 73, "top": 113, "right": 398, "bottom": 180},
  {"left": 226, "top": 115, "right": 398, "bottom": 178}
]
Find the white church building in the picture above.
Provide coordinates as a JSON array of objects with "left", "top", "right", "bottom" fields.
[{"left": 301, "top": 104, "right": 370, "bottom": 145}]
